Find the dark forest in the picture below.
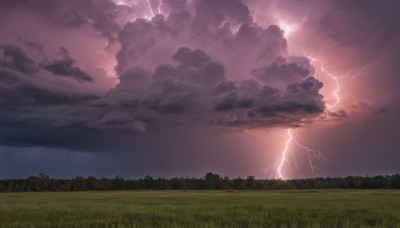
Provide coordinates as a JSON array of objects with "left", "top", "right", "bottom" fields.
[{"left": 1, "top": 173, "right": 400, "bottom": 192}]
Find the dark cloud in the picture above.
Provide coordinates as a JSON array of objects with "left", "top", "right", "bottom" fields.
[
  {"left": 172, "top": 47, "right": 211, "bottom": 69},
  {"left": 24, "top": 41, "right": 44, "bottom": 53},
  {"left": 322, "top": 0, "right": 400, "bottom": 48},
  {"left": 189, "top": 0, "right": 252, "bottom": 37},
  {"left": 4, "top": 0, "right": 400, "bottom": 180},
  {"left": 251, "top": 56, "right": 312, "bottom": 88},
  {"left": 0, "top": 0, "right": 121, "bottom": 43},
  {"left": 117, "top": 67, "right": 151, "bottom": 90},
  {"left": 106, "top": 46, "right": 324, "bottom": 129},
  {"left": 0, "top": 45, "right": 37, "bottom": 74},
  {"left": 115, "top": 16, "right": 172, "bottom": 74},
  {"left": 0, "top": 0, "right": 327, "bottom": 151},
  {"left": 43, "top": 59, "right": 94, "bottom": 83},
  {"left": 0, "top": 68, "right": 96, "bottom": 107},
  {"left": 0, "top": 45, "right": 98, "bottom": 127}
]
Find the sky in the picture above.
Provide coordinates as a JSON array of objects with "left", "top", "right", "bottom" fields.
[{"left": 0, "top": 0, "right": 399, "bottom": 179}]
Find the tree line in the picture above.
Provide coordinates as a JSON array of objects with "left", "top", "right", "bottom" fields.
[{"left": 1, "top": 173, "right": 400, "bottom": 192}]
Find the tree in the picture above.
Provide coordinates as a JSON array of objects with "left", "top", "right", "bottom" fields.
[
  {"left": 0, "top": 182, "right": 5, "bottom": 192},
  {"left": 112, "top": 175, "right": 125, "bottom": 190},
  {"left": 390, "top": 174, "right": 400, "bottom": 188},
  {"left": 232, "top": 177, "right": 244, "bottom": 190},
  {"left": 72, "top": 176, "right": 86, "bottom": 191},
  {"left": 205, "top": 172, "right": 222, "bottom": 189},
  {"left": 170, "top": 177, "right": 184, "bottom": 190},
  {"left": 86, "top": 176, "right": 98, "bottom": 190},
  {"left": 245, "top": 176, "right": 255, "bottom": 189},
  {"left": 144, "top": 175, "right": 154, "bottom": 189},
  {"left": 27, "top": 176, "right": 40, "bottom": 191},
  {"left": 37, "top": 173, "right": 50, "bottom": 191}
]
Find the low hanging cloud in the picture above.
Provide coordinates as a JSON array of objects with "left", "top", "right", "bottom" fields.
[
  {"left": 42, "top": 48, "right": 94, "bottom": 83},
  {"left": 0, "top": 45, "right": 37, "bottom": 74},
  {"left": 0, "top": 0, "right": 326, "bottom": 151}
]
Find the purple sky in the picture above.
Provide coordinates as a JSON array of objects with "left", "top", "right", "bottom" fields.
[{"left": 0, "top": 0, "right": 399, "bottom": 179}]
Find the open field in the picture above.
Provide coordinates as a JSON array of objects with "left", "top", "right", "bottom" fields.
[{"left": 0, "top": 190, "right": 399, "bottom": 227}]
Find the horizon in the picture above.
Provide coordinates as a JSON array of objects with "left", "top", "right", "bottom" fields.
[{"left": 3, "top": 171, "right": 400, "bottom": 181}]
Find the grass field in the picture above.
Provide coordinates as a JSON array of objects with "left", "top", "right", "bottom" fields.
[{"left": 0, "top": 190, "right": 399, "bottom": 227}]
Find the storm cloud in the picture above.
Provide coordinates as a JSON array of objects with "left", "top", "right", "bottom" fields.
[
  {"left": 0, "top": 0, "right": 326, "bottom": 140},
  {"left": 1, "top": 0, "right": 399, "bottom": 178}
]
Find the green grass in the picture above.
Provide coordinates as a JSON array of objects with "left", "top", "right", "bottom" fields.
[{"left": 0, "top": 190, "right": 399, "bottom": 227}]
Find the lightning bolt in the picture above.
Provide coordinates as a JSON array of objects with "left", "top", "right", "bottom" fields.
[
  {"left": 276, "top": 129, "right": 293, "bottom": 179},
  {"left": 270, "top": 55, "right": 335, "bottom": 179},
  {"left": 271, "top": 56, "right": 336, "bottom": 179},
  {"left": 266, "top": 128, "right": 325, "bottom": 180},
  {"left": 307, "top": 56, "right": 341, "bottom": 110},
  {"left": 146, "top": 0, "right": 156, "bottom": 17},
  {"left": 157, "top": 0, "right": 162, "bottom": 14},
  {"left": 269, "top": 54, "right": 379, "bottom": 179},
  {"left": 307, "top": 55, "right": 380, "bottom": 110},
  {"left": 293, "top": 135, "right": 326, "bottom": 174}
]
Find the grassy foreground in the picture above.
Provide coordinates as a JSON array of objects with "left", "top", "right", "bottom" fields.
[{"left": 0, "top": 190, "right": 399, "bottom": 227}]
